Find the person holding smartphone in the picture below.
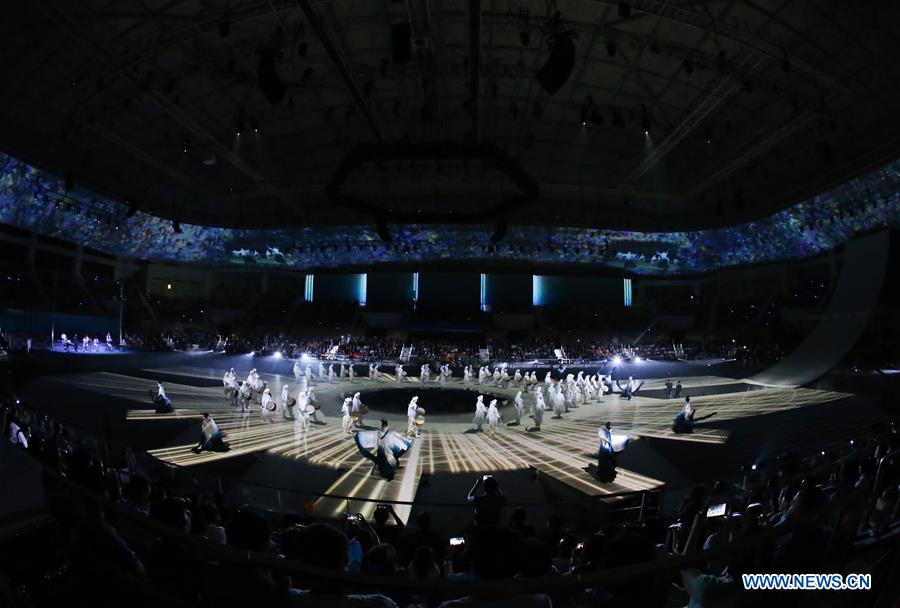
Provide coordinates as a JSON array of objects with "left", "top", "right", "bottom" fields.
[{"left": 467, "top": 474, "right": 505, "bottom": 527}]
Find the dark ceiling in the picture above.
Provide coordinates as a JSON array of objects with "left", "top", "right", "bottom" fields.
[{"left": 2, "top": 0, "right": 900, "bottom": 231}]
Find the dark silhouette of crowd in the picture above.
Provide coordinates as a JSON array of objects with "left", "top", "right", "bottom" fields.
[{"left": 2, "top": 389, "right": 899, "bottom": 607}]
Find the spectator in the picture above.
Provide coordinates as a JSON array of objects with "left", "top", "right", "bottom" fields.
[
  {"left": 467, "top": 475, "right": 506, "bottom": 527},
  {"left": 280, "top": 523, "right": 398, "bottom": 607}
]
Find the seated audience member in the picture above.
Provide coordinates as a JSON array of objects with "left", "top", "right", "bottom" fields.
[
  {"left": 144, "top": 497, "right": 202, "bottom": 601},
  {"left": 439, "top": 526, "right": 551, "bottom": 608},
  {"left": 205, "top": 509, "right": 287, "bottom": 607},
  {"left": 467, "top": 475, "right": 506, "bottom": 527},
  {"left": 280, "top": 523, "right": 399, "bottom": 607}
]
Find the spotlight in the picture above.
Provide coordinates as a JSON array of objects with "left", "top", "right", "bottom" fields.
[
  {"left": 274, "top": 351, "right": 282, "bottom": 358},
  {"left": 612, "top": 356, "right": 622, "bottom": 366},
  {"left": 751, "top": 463, "right": 757, "bottom": 471},
  {"left": 249, "top": 350, "right": 255, "bottom": 356},
  {"left": 634, "top": 356, "right": 643, "bottom": 363}
]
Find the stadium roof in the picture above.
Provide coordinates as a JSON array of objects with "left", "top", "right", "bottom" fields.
[{"left": 2, "top": 0, "right": 900, "bottom": 231}]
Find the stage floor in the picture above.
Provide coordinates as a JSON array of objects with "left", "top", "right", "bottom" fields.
[{"left": 27, "top": 358, "right": 883, "bottom": 522}]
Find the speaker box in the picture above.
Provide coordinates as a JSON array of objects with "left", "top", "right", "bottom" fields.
[
  {"left": 257, "top": 47, "right": 286, "bottom": 105},
  {"left": 392, "top": 23, "right": 412, "bottom": 64},
  {"left": 535, "top": 34, "right": 575, "bottom": 96}
]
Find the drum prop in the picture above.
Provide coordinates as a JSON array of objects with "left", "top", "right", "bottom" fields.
[{"left": 414, "top": 415, "right": 426, "bottom": 426}]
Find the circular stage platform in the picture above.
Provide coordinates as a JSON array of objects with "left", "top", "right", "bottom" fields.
[{"left": 16, "top": 352, "right": 883, "bottom": 525}]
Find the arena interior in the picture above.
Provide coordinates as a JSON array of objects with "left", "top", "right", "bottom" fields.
[{"left": 2, "top": 2, "right": 900, "bottom": 606}]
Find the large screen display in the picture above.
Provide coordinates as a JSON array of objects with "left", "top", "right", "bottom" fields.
[{"left": 1, "top": 151, "right": 897, "bottom": 276}]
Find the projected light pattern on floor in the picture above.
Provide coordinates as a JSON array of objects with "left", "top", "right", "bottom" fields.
[
  {"left": 47, "top": 366, "right": 861, "bottom": 520},
  {"left": 2, "top": 151, "right": 900, "bottom": 275}
]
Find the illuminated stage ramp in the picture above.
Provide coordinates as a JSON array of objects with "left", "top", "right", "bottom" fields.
[{"left": 750, "top": 231, "right": 890, "bottom": 387}]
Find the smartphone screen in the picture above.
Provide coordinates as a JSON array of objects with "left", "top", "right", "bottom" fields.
[
  {"left": 706, "top": 503, "right": 727, "bottom": 518},
  {"left": 449, "top": 536, "right": 465, "bottom": 547}
]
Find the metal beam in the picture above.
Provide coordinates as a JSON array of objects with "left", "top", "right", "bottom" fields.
[
  {"left": 296, "top": 0, "right": 383, "bottom": 142},
  {"left": 591, "top": 0, "right": 843, "bottom": 92},
  {"left": 468, "top": 0, "right": 480, "bottom": 141},
  {"left": 38, "top": 0, "right": 300, "bottom": 217}
]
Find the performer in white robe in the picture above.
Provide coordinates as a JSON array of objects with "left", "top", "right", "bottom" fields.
[
  {"left": 340, "top": 363, "right": 346, "bottom": 379},
  {"left": 509, "top": 391, "right": 524, "bottom": 426},
  {"left": 351, "top": 392, "right": 365, "bottom": 427},
  {"left": 328, "top": 364, "right": 336, "bottom": 383},
  {"left": 492, "top": 368, "right": 502, "bottom": 386},
  {"left": 294, "top": 399, "right": 313, "bottom": 434},
  {"left": 463, "top": 366, "right": 472, "bottom": 385},
  {"left": 281, "top": 384, "right": 294, "bottom": 420},
  {"left": 192, "top": 413, "right": 229, "bottom": 453},
  {"left": 544, "top": 371, "right": 553, "bottom": 385},
  {"left": 293, "top": 360, "right": 302, "bottom": 380},
  {"left": 153, "top": 381, "right": 173, "bottom": 413},
  {"left": 473, "top": 395, "right": 487, "bottom": 432},
  {"left": 486, "top": 399, "right": 501, "bottom": 436},
  {"left": 223, "top": 368, "right": 236, "bottom": 389},
  {"left": 317, "top": 361, "right": 326, "bottom": 379},
  {"left": 299, "top": 371, "right": 308, "bottom": 394},
  {"left": 595, "top": 421, "right": 635, "bottom": 482},
  {"left": 682, "top": 396, "right": 694, "bottom": 419},
  {"left": 305, "top": 365, "right": 313, "bottom": 386},
  {"left": 513, "top": 369, "right": 522, "bottom": 386},
  {"left": 420, "top": 364, "right": 430, "bottom": 383},
  {"left": 354, "top": 420, "right": 411, "bottom": 481},
  {"left": 551, "top": 386, "right": 566, "bottom": 418},
  {"left": 599, "top": 422, "right": 632, "bottom": 452},
  {"left": 368, "top": 363, "right": 376, "bottom": 380},
  {"left": 616, "top": 376, "right": 644, "bottom": 400},
  {"left": 260, "top": 388, "right": 277, "bottom": 422},
  {"left": 478, "top": 366, "right": 486, "bottom": 385},
  {"left": 500, "top": 368, "right": 510, "bottom": 387},
  {"left": 238, "top": 381, "right": 252, "bottom": 412},
  {"left": 341, "top": 397, "right": 353, "bottom": 434},
  {"left": 307, "top": 387, "right": 324, "bottom": 424},
  {"left": 348, "top": 364, "right": 355, "bottom": 382},
  {"left": 530, "top": 388, "right": 546, "bottom": 431},
  {"left": 395, "top": 364, "right": 407, "bottom": 382},
  {"left": 406, "top": 396, "right": 420, "bottom": 438},
  {"left": 295, "top": 390, "right": 311, "bottom": 433}
]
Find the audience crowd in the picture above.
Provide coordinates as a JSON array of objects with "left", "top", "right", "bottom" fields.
[{"left": 2, "top": 390, "right": 898, "bottom": 607}]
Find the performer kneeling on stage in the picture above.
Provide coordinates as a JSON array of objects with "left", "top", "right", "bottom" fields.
[
  {"left": 594, "top": 422, "right": 633, "bottom": 483},
  {"left": 354, "top": 419, "right": 411, "bottom": 481},
  {"left": 672, "top": 396, "right": 715, "bottom": 434},
  {"left": 151, "top": 381, "right": 174, "bottom": 414},
  {"left": 191, "top": 413, "right": 229, "bottom": 453}
]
